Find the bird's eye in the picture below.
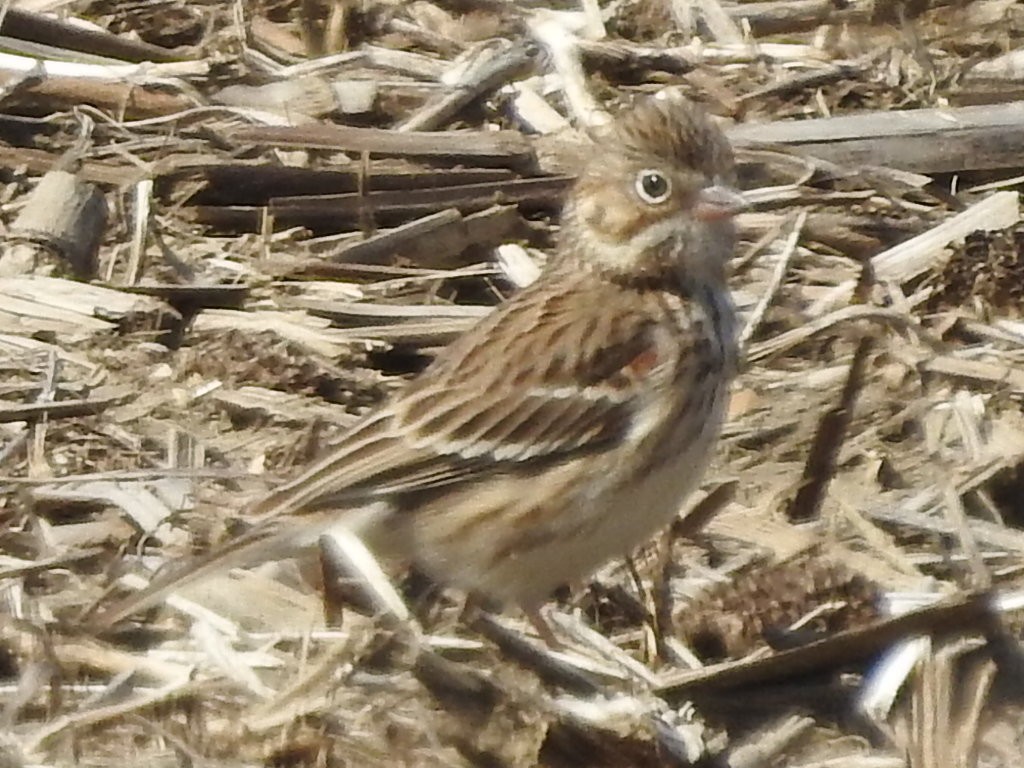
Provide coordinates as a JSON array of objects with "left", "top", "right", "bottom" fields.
[{"left": 635, "top": 169, "right": 671, "bottom": 204}]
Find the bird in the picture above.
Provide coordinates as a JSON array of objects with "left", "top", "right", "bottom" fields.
[{"left": 96, "top": 91, "right": 744, "bottom": 630}]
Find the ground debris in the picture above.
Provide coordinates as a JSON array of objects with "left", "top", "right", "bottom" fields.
[{"left": 4, "top": 1, "right": 1024, "bottom": 767}]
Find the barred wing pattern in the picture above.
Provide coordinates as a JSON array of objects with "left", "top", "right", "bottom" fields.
[{"left": 253, "top": 267, "right": 685, "bottom": 519}]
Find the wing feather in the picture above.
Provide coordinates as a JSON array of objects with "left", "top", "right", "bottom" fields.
[{"left": 256, "top": 274, "right": 676, "bottom": 518}]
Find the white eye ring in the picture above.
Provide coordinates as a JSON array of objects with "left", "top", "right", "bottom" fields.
[{"left": 635, "top": 169, "right": 671, "bottom": 204}]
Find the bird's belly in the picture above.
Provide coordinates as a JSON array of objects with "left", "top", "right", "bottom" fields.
[
  {"left": 537, "top": 418, "right": 721, "bottom": 589},
  {"left": 408, "top": 394, "right": 726, "bottom": 609}
]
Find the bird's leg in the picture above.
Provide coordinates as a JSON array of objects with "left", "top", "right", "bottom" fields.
[
  {"left": 459, "top": 594, "right": 562, "bottom": 649},
  {"left": 318, "top": 530, "right": 415, "bottom": 630},
  {"left": 526, "top": 606, "right": 563, "bottom": 649}
]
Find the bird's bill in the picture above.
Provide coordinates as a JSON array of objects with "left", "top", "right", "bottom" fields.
[{"left": 694, "top": 185, "right": 747, "bottom": 222}]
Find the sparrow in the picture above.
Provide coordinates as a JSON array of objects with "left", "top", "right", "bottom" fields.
[{"left": 97, "top": 92, "right": 744, "bottom": 628}]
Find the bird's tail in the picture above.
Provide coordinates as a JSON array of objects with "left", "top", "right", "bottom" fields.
[
  {"left": 86, "top": 521, "right": 307, "bottom": 630},
  {"left": 86, "top": 504, "right": 390, "bottom": 631}
]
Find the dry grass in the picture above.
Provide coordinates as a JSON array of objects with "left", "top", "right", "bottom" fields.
[{"left": 4, "top": 1, "right": 1024, "bottom": 766}]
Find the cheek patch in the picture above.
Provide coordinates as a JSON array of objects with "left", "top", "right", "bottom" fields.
[{"left": 575, "top": 180, "right": 681, "bottom": 244}]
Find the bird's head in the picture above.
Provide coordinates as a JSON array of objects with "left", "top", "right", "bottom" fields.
[{"left": 562, "top": 92, "right": 744, "bottom": 288}]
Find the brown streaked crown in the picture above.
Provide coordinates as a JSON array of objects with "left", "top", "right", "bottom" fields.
[{"left": 600, "top": 94, "right": 735, "bottom": 186}]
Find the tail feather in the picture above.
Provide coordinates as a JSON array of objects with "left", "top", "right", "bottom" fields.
[
  {"left": 89, "top": 501, "right": 395, "bottom": 630},
  {"left": 89, "top": 520, "right": 311, "bottom": 630}
]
